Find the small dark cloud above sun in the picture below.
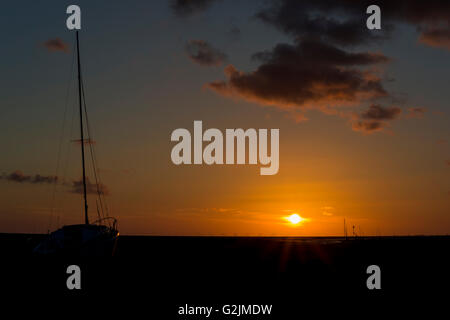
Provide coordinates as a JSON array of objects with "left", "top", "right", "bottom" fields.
[
  {"left": 352, "top": 105, "right": 402, "bottom": 134},
  {"left": 205, "top": 41, "right": 391, "bottom": 134}
]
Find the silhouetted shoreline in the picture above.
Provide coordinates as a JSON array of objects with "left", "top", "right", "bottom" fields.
[{"left": 1, "top": 234, "right": 448, "bottom": 314}]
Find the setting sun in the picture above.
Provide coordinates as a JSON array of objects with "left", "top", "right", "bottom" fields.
[{"left": 285, "top": 213, "right": 304, "bottom": 225}]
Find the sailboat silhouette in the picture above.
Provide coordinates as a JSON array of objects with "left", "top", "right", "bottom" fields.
[{"left": 34, "top": 31, "right": 119, "bottom": 256}]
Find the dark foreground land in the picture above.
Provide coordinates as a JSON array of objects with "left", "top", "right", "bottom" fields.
[{"left": 1, "top": 234, "right": 449, "bottom": 315}]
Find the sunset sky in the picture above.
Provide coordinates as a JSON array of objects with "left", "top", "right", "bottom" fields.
[{"left": 1, "top": 0, "right": 449, "bottom": 236}]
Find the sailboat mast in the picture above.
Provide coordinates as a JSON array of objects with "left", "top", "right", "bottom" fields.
[{"left": 76, "top": 31, "right": 89, "bottom": 225}]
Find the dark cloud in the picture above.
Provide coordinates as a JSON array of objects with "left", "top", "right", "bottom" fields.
[
  {"left": 170, "top": 0, "right": 217, "bottom": 17},
  {"left": 206, "top": 40, "right": 389, "bottom": 111},
  {"left": 252, "top": 40, "right": 389, "bottom": 66},
  {"left": 380, "top": 1, "right": 450, "bottom": 25},
  {"left": 361, "top": 104, "right": 401, "bottom": 120},
  {"left": 0, "top": 170, "right": 58, "bottom": 184},
  {"left": 71, "top": 178, "right": 109, "bottom": 196},
  {"left": 256, "top": 0, "right": 450, "bottom": 49},
  {"left": 171, "top": 0, "right": 450, "bottom": 46},
  {"left": 380, "top": 1, "right": 450, "bottom": 51},
  {"left": 256, "top": 1, "right": 390, "bottom": 47},
  {"left": 419, "top": 28, "right": 450, "bottom": 51},
  {"left": 186, "top": 40, "right": 227, "bottom": 66},
  {"left": 43, "top": 38, "right": 69, "bottom": 53},
  {"left": 352, "top": 105, "right": 401, "bottom": 134},
  {"left": 203, "top": 0, "right": 447, "bottom": 133},
  {"left": 1, "top": 170, "right": 109, "bottom": 195}
]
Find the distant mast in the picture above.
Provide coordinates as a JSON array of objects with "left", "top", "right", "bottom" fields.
[
  {"left": 344, "top": 218, "right": 348, "bottom": 240},
  {"left": 76, "top": 30, "right": 89, "bottom": 225}
]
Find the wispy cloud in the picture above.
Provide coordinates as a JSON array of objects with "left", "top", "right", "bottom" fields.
[
  {"left": 419, "top": 27, "right": 450, "bottom": 51},
  {"left": 406, "top": 107, "right": 427, "bottom": 119},
  {"left": 1, "top": 170, "right": 109, "bottom": 195},
  {"left": 0, "top": 170, "right": 58, "bottom": 184},
  {"left": 42, "top": 38, "right": 69, "bottom": 53},
  {"left": 70, "top": 178, "right": 109, "bottom": 195}
]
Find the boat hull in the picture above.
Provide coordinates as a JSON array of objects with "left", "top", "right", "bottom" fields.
[{"left": 33, "top": 224, "right": 119, "bottom": 257}]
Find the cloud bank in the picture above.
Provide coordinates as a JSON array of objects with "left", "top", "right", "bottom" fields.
[
  {"left": 202, "top": 0, "right": 449, "bottom": 133},
  {"left": 206, "top": 40, "right": 389, "bottom": 112}
]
